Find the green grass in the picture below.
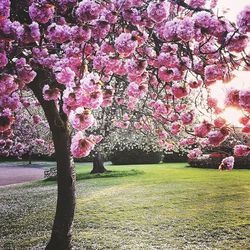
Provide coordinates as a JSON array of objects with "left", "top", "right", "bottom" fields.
[{"left": 0, "top": 163, "right": 250, "bottom": 249}]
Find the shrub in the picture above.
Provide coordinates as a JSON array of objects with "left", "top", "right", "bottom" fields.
[
  {"left": 110, "top": 148, "right": 163, "bottom": 165},
  {"left": 188, "top": 154, "right": 250, "bottom": 169},
  {"left": 163, "top": 152, "right": 188, "bottom": 163}
]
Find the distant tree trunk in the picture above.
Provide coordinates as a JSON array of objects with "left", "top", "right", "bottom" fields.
[
  {"left": 29, "top": 71, "right": 76, "bottom": 250},
  {"left": 28, "top": 149, "right": 32, "bottom": 165},
  {"left": 91, "top": 152, "right": 107, "bottom": 174}
]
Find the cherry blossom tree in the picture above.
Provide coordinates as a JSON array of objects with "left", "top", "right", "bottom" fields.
[{"left": 1, "top": 0, "right": 249, "bottom": 249}]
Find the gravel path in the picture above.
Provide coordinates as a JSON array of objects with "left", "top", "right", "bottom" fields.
[{"left": 0, "top": 163, "right": 46, "bottom": 187}]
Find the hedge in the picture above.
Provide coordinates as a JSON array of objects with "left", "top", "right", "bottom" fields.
[
  {"left": 188, "top": 155, "right": 250, "bottom": 169},
  {"left": 162, "top": 152, "right": 188, "bottom": 163}
]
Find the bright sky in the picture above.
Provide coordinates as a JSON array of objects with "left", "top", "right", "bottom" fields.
[
  {"left": 217, "top": 0, "right": 249, "bottom": 21},
  {"left": 209, "top": 0, "right": 250, "bottom": 127}
]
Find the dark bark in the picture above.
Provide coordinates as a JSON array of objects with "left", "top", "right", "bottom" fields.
[
  {"left": 91, "top": 152, "right": 107, "bottom": 174},
  {"left": 29, "top": 71, "right": 76, "bottom": 250}
]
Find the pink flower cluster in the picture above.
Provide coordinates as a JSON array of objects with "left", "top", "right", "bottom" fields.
[
  {"left": 234, "top": 144, "right": 250, "bottom": 157},
  {"left": 0, "top": 51, "right": 8, "bottom": 68},
  {"left": 239, "top": 89, "right": 250, "bottom": 111},
  {"left": 0, "top": 0, "right": 10, "bottom": 19},
  {"left": 172, "top": 84, "right": 189, "bottom": 99},
  {"left": 204, "top": 64, "right": 226, "bottom": 83},
  {"left": 0, "top": 74, "right": 17, "bottom": 96},
  {"left": 186, "top": 0, "right": 206, "bottom": 8},
  {"left": 127, "top": 82, "right": 148, "bottom": 99},
  {"left": 42, "top": 85, "right": 60, "bottom": 101},
  {"left": 102, "top": 86, "right": 114, "bottom": 107},
  {"left": 15, "top": 58, "right": 37, "bottom": 87},
  {"left": 47, "top": 24, "right": 71, "bottom": 44},
  {"left": 115, "top": 33, "right": 138, "bottom": 57},
  {"left": 180, "top": 111, "right": 195, "bottom": 125},
  {"left": 188, "top": 148, "right": 202, "bottom": 159},
  {"left": 207, "top": 127, "right": 230, "bottom": 146},
  {"left": 214, "top": 117, "right": 226, "bottom": 128},
  {"left": 237, "top": 5, "right": 250, "bottom": 33},
  {"left": 194, "top": 120, "right": 212, "bottom": 137},
  {"left": 29, "top": 1, "right": 55, "bottom": 24},
  {"left": 75, "top": 0, "right": 101, "bottom": 22},
  {"left": 69, "top": 107, "right": 95, "bottom": 131},
  {"left": 219, "top": 156, "right": 234, "bottom": 170},
  {"left": 176, "top": 17, "right": 195, "bottom": 41},
  {"left": 55, "top": 67, "right": 75, "bottom": 87},
  {"left": 71, "top": 132, "right": 102, "bottom": 158},
  {"left": 147, "top": 1, "right": 170, "bottom": 23}
]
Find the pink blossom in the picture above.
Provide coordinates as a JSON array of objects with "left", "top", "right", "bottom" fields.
[
  {"left": 158, "top": 67, "right": 175, "bottom": 82},
  {"left": 204, "top": 64, "right": 226, "bottom": 82},
  {"left": 55, "top": 67, "right": 75, "bottom": 86},
  {"left": 69, "top": 107, "right": 95, "bottom": 131},
  {"left": 0, "top": 0, "right": 10, "bottom": 19},
  {"left": 207, "top": 127, "right": 230, "bottom": 146},
  {"left": 71, "top": 26, "right": 91, "bottom": 43},
  {"left": 234, "top": 145, "right": 250, "bottom": 157},
  {"left": 180, "top": 111, "right": 195, "bottom": 125},
  {"left": 0, "top": 114, "right": 14, "bottom": 132},
  {"left": 0, "top": 51, "right": 8, "bottom": 68},
  {"left": 224, "top": 88, "right": 240, "bottom": 108},
  {"left": 75, "top": 0, "right": 101, "bottom": 22},
  {"left": 239, "top": 89, "right": 250, "bottom": 110},
  {"left": 161, "top": 20, "right": 178, "bottom": 41},
  {"left": 188, "top": 148, "right": 202, "bottom": 159},
  {"left": 171, "top": 123, "right": 181, "bottom": 135},
  {"left": 115, "top": 33, "right": 138, "bottom": 57},
  {"left": 71, "top": 132, "right": 96, "bottom": 158},
  {"left": 33, "top": 115, "right": 41, "bottom": 124},
  {"left": 207, "top": 97, "right": 218, "bottom": 108},
  {"left": 180, "top": 138, "right": 196, "bottom": 146},
  {"left": 172, "top": 84, "right": 189, "bottom": 99},
  {"left": 189, "top": 79, "right": 202, "bottom": 89},
  {"left": 176, "top": 17, "right": 195, "bottom": 41},
  {"left": 0, "top": 74, "right": 17, "bottom": 96},
  {"left": 102, "top": 86, "right": 114, "bottom": 107},
  {"left": 186, "top": 0, "right": 206, "bottom": 8},
  {"left": 219, "top": 156, "right": 234, "bottom": 170},
  {"left": 114, "top": 120, "right": 130, "bottom": 129},
  {"left": 242, "top": 124, "right": 250, "bottom": 133},
  {"left": 214, "top": 117, "right": 226, "bottom": 128},
  {"left": 42, "top": 85, "right": 60, "bottom": 101},
  {"left": 226, "top": 33, "right": 248, "bottom": 53},
  {"left": 194, "top": 120, "right": 212, "bottom": 137},
  {"left": 15, "top": 58, "right": 37, "bottom": 86},
  {"left": 239, "top": 116, "right": 249, "bottom": 126},
  {"left": 157, "top": 52, "right": 179, "bottom": 68},
  {"left": 237, "top": 5, "right": 250, "bottom": 33},
  {"left": 147, "top": 1, "right": 170, "bottom": 23},
  {"left": 126, "top": 59, "right": 147, "bottom": 77},
  {"left": 29, "top": 1, "right": 55, "bottom": 24},
  {"left": 47, "top": 23, "right": 71, "bottom": 44},
  {"left": 22, "top": 22, "right": 41, "bottom": 44},
  {"left": 127, "top": 83, "right": 148, "bottom": 99}
]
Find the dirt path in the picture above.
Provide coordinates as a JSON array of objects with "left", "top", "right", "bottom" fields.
[{"left": 0, "top": 163, "right": 45, "bottom": 187}]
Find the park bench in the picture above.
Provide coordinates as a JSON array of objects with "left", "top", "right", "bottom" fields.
[{"left": 44, "top": 167, "right": 57, "bottom": 179}]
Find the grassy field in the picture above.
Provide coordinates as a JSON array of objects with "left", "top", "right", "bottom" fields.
[{"left": 0, "top": 163, "right": 250, "bottom": 249}]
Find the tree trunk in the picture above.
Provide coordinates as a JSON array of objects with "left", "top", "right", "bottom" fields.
[
  {"left": 45, "top": 127, "right": 76, "bottom": 250},
  {"left": 91, "top": 152, "right": 107, "bottom": 174},
  {"left": 29, "top": 72, "right": 76, "bottom": 250},
  {"left": 28, "top": 151, "right": 32, "bottom": 165}
]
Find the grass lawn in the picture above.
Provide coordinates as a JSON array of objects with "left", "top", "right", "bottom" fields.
[{"left": 0, "top": 163, "right": 250, "bottom": 249}]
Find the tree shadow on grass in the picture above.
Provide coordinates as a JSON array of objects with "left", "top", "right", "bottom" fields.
[{"left": 44, "top": 169, "right": 144, "bottom": 182}]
